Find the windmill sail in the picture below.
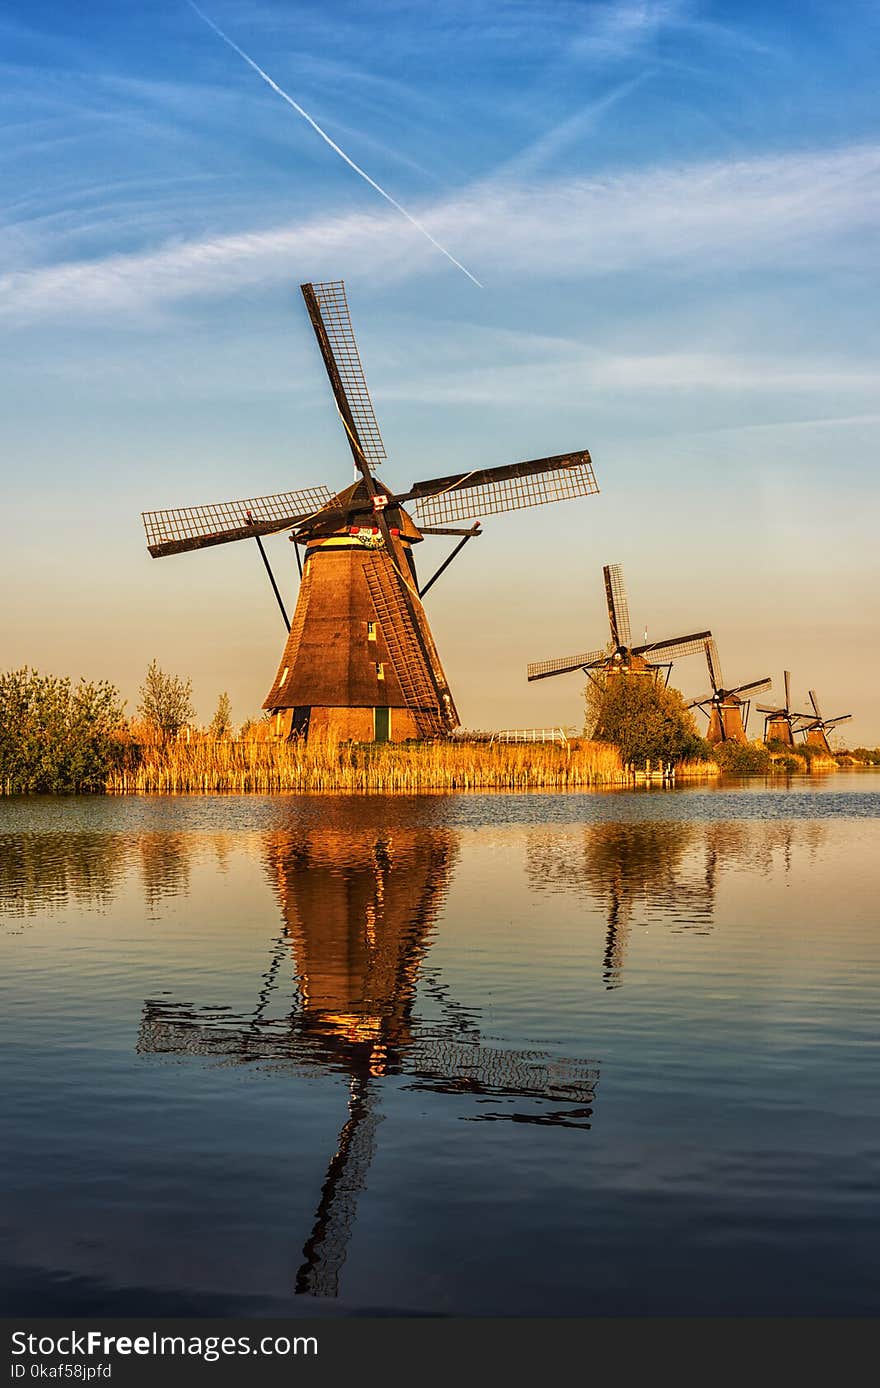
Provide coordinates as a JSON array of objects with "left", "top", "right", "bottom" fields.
[
  {"left": 408, "top": 451, "right": 597, "bottom": 526},
  {"left": 631, "top": 631, "right": 713, "bottom": 662},
  {"left": 302, "top": 280, "right": 387, "bottom": 473},
  {"left": 527, "top": 648, "right": 608, "bottom": 682},
  {"left": 604, "top": 563, "right": 631, "bottom": 649},
  {"left": 143, "top": 486, "right": 334, "bottom": 558}
]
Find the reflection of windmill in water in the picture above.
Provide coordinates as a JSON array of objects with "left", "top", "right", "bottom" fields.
[
  {"left": 138, "top": 812, "right": 599, "bottom": 1298},
  {"left": 688, "top": 639, "right": 772, "bottom": 744},
  {"left": 527, "top": 562, "right": 711, "bottom": 688},
  {"left": 527, "top": 821, "right": 716, "bottom": 989}
]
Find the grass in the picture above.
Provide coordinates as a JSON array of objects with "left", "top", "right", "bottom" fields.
[{"left": 108, "top": 734, "right": 641, "bottom": 794}]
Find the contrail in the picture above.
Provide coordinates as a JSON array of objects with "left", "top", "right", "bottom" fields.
[{"left": 186, "top": 2, "right": 482, "bottom": 287}]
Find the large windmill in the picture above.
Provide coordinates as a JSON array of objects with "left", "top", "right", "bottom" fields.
[
  {"left": 138, "top": 816, "right": 598, "bottom": 1297},
  {"left": 755, "top": 672, "right": 813, "bottom": 746},
  {"left": 687, "top": 639, "right": 771, "bottom": 744},
  {"left": 142, "top": 281, "right": 599, "bottom": 743},
  {"left": 792, "top": 688, "right": 852, "bottom": 755},
  {"left": 527, "top": 562, "right": 711, "bottom": 687}
]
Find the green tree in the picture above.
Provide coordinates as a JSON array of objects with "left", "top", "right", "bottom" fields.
[
  {"left": 0, "top": 668, "right": 126, "bottom": 793},
  {"left": 209, "top": 691, "right": 232, "bottom": 739},
  {"left": 137, "top": 660, "right": 195, "bottom": 740},
  {"left": 587, "top": 671, "right": 710, "bottom": 767}
]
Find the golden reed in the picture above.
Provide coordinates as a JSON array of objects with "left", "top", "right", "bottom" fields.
[{"left": 105, "top": 735, "right": 684, "bottom": 794}]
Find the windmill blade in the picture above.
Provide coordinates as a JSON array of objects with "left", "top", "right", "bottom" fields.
[
  {"left": 808, "top": 689, "right": 824, "bottom": 721},
  {"left": 407, "top": 451, "right": 597, "bottom": 526},
  {"left": 687, "top": 692, "right": 715, "bottom": 709},
  {"left": 527, "top": 648, "right": 608, "bottom": 681},
  {"left": 631, "top": 630, "right": 713, "bottom": 662},
  {"left": 824, "top": 714, "right": 852, "bottom": 728},
  {"left": 704, "top": 639, "right": 723, "bottom": 693},
  {"left": 143, "top": 485, "right": 335, "bottom": 558},
  {"left": 729, "top": 677, "right": 772, "bottom": 699},
  {"left": 302, "top": 280, "right": 387, "bottom": 475},
  {"left": 784, "top": 670, "right": 791, "bottom": 712},
  {"left": 603, "top": 563, "right": 631, "bottom": 649},
  {"left": 295, "top": 1075, "right": 382, "bottom": 1298},
  {"left": 755, "top": 703, "right": 785, "bottom": 715}
]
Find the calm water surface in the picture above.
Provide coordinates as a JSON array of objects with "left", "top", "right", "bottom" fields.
[{"left": 1, "top": 775, "right": 878, "bottom": 1316}]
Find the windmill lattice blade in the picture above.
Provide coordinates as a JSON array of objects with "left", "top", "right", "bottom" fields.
[
  {"left": 824, "top": 714, "right": 852, "bottom": 727},
  {"left": 730, "top": 678, "right": 772, "bottom": 699},
  {"left": 527, "top": 648, "right": 608, "bottom": 681},
  {"left": 809, "top": 689, "right": 824, "bottom": 721},
  {"left": 604, "top": 563, "right": 631, "bottom": 649},
  {"left": 631, "top": 630, "right": 713, "bottom": 662},
  {"left": 143, "top": 486, "right": 334, "bottom": 558},
  {"left": 784, "top": 670, "right": 791, "bottom": 712},
  {"left": 304, "top": 280, "right": 387, "bottom": 471},
  {"left": 409, "top": 451, "right": 597, "bottom": 526},
  {"left": 705, "top": 639, "right": 724, "bottom": 692},
  {"left": 687, "top": 692, "right": 715, "bottom": 708}
]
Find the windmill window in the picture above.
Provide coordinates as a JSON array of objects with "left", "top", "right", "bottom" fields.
[
  {"left": 280, "top": 666, "right": 289, "bottom": 686},
  {"left": 376, "top": 662, "right": 385, "bottom": 681},
  {"left": 367, "top": 622, "right": 377, "bottom": 641}
]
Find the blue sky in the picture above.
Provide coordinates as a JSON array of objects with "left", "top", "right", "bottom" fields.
[{"left": 1, "top": 0, "right": 878, "bottom": 739}]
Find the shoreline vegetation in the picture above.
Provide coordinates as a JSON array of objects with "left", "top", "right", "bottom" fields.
[{"left": 0, "top": 665, "right": 867, "bottom": 795}]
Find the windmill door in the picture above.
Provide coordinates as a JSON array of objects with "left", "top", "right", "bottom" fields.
[{"left": 374, "top": 707, "right": 391, "bottom": 742}]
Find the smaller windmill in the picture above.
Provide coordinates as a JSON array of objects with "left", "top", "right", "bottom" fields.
[
  {"left": 755, "top": 672, "right": 814, "bottom": 746},
  {"left": 793, "top": 688, "right": 852, "bottom": 755},
  {"left": 687, "top": 639, "right": 771, "bottom": 743},
  {"left": 527, "top": 562, "right": 712, "bottom": 686}
]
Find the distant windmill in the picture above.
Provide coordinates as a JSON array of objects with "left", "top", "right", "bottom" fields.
[
  {"left": 687, "top": 639, "right": 771, "bottom": 744},
  {"left": 755, "top": 672, "right": 814, "bottom": 746},
  {"left": 527, "top": 562, "right": 712, "bottom": 687},
  {"left": 793, "top": 688, "right": 852, "bottom": 755},
  {"left": 142, "top": 280, "right": 599, "bottom": 743}
]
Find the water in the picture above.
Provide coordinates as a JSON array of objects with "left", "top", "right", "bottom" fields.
[{"left": 1, "top": 775, "right": 878, "bottom": 1316}]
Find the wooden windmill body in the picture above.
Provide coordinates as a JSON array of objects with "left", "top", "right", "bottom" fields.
[
  {"left": 527, "top": 561, "right": 712, "bottom": 689},
  {"left": 143, "top": 281, "right": 599, "bottom": 742},
  {"left": 688, "top": 639, "right": 771, "bottom": 744}
]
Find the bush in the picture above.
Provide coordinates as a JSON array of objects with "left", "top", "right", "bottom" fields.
[
  {"left": 0, "top": 668, "right": 126, "bottom": 793},
  {"left": 713, "top": 741, "right": 771, "bottom": 774},
  {"left": 137, "top": 660, "right": 195, "bottom": 740},
  {"left": 588, "top": 672, "right": 711, "bottom": 768}
]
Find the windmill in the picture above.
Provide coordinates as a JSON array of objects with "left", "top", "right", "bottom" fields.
[
  {"left": 142, "top": 280, "right": 599, "bottom": 743},
  {"left": 687, "top": 639, "right": 771, "bottom": 743},
  {"left": 792, "top": 688, "right": 852, "bottom": 755},
  {"left": 754, "top": 672, "right": 814, "bottom": 746},
  {"left": 527, "top": 562, "right": 711, "bottom": 688},
  {"left": 138, "top": 818, "right": 599, "bottom": 1297}
]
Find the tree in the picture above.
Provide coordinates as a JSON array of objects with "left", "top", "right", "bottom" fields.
[
  {"left": 137, "top": 660, "right": 195, "bottom": 740},
  {"left": 587, "top": 671, "right": 710, "bottom": 767},
  {"left": 0, "top": 667, "right": 126, "bottom": 793},
  {"left": 209, "top": 691, "right": 232, "bottom": 739}
]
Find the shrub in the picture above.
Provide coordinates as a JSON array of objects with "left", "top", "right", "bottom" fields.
[
  {"left": 0, "top": 668, "right": 126, "bottom": 793},
  {"left": 713, "top": 741, "right": 771, "bottom": 774},
  {"left": 209, "top": 692, "right": 232, "bottom": 739},
  {"left": 587, "top": 672, "right": 710, "bottom": 768},
  {"left": 137, "top": 660, "right": 195, "bottom": 740}
]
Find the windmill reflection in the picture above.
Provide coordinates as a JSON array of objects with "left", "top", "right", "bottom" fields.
[
  {"left": 528, "top": 819, "right": 825, "bottom": 988},
  {"left": 137, "top": 809, "right": 599, "bottom": 1298}
]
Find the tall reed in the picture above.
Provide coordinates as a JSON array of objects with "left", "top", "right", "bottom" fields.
[{"left": 107, "top": 735, "right": 631, "bottom": 794}]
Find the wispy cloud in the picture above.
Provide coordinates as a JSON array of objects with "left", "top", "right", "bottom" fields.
[{"left": 1, "top": 141, "right": 877, "bottom": 323}]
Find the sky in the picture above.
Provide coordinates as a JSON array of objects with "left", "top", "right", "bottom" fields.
[{"left": 1, "top": 0, "right": 878, "bottom": 741}]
